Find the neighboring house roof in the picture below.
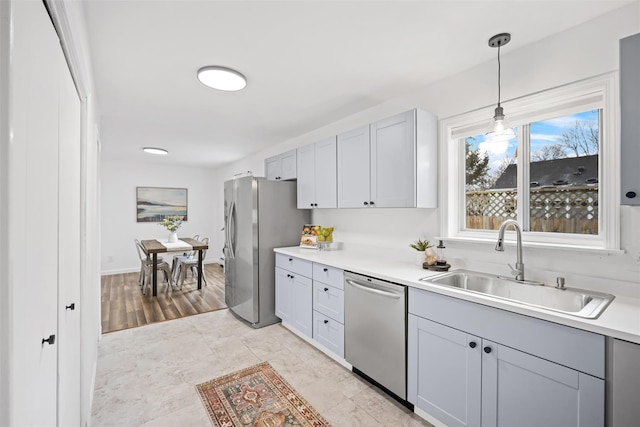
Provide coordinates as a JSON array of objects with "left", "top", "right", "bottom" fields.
[{"left": 493, "top": 154, "right": 598, "bottom": 189}]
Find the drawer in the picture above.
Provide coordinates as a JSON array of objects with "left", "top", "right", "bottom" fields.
[
  {"left": 313, "top": 281, "right": 344, "bottom": 323},
  {"left": 275, "top": 253, "right": 312, "bottom": 278},
  {"left": 408, "top": 287, "right": 605, "bottom": 378},
  {"left": 313, "top": 310, "right": 344, "bottom": 358},
  {"left": 312, "top": 263, "right": 344, "bottom": 290}
]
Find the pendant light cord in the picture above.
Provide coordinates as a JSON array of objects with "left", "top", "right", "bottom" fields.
[{"left": 497, "top": 44, "right": 502, "bottom": 108}]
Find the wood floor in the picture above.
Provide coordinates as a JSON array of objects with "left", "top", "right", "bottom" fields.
[{"left": 101, "top": 263, "right": 226, "bottom": 333}]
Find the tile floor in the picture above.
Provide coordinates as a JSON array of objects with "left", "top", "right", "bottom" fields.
[{"left": 91, "top": 308, "right": 433, "bottom": 426}]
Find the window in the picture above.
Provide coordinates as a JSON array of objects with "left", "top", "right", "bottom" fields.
[{"left": 442, "top": 74, "right": 619, "bottom": 250}]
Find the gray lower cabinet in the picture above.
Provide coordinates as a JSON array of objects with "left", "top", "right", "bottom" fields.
[
  {"left": 408, "top": 288, "right": 605, "bottom": 427},
  {"left": 607, "top": 338, "right": 640, "bottom": 426},
  {"left": 275, "top": 255, "right": 345, "bottom": 358},
  {"left": 275, "top": 254, "right": 313, "bottom": 338}
]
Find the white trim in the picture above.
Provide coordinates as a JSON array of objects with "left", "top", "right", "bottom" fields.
[
  {"left": 44, "top": 0, "right": 88, "bottom": 100},
  {"left": 441, "top": 73, "right": 620, "bottom": 250}
]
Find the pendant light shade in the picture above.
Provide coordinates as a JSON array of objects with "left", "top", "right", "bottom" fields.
[{"left": 485, "top": 33, "right": 516, "bottom": 142}]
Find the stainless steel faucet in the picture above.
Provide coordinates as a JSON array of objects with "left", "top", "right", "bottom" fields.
[{"left": 495, "top": 219, "right": 525, "bottom": 281}]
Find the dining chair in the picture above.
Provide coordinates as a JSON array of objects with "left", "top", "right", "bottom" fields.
[
  {"left": 173, "top": 237, "right": 209, "bottom": 289},
  {"left": 134, "top": 238, "right": 173, "bottom": 294}
]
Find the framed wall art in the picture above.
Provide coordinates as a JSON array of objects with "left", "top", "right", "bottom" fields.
[{"left": 136, "top": 187, "right": 188, "bottom": 222}]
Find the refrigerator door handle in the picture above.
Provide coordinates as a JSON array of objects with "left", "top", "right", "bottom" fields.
[{"left": 228, "top": 200, "right": 236, "bottom": 259}]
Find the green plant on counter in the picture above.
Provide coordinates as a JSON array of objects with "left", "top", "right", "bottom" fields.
[{"left": 409, "top": 238, "right": 432, "bottom": 251}]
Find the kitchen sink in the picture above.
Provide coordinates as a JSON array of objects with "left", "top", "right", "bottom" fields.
[{"left": 420, "top": 270, "right": 614, "bottom": 319}]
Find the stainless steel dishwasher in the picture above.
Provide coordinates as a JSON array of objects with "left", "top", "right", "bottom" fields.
[{"left": 344, "top": 271, "right": 407, "bottom": 401}]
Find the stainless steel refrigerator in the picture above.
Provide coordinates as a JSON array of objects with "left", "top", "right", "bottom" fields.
[{"left": 223, "top": 176, "right": 310, "bottom": 328}]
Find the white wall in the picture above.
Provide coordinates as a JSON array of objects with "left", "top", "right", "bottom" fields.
[
  {"left": 101, "top": 160, "right": 221, "bottom": 274},
  {"left": 215, "top": 3, "right": 640, "bottom": 296}
]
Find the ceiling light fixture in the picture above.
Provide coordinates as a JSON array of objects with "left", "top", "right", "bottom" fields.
[
  {"left": 143, "top": 147, "right": 168, "bottom": 155},
  {"left": 197, "top": 66, "right": 247, "bottom": 91},
  {"left": 485, "top": 33, "right": 516, "bottom": 142}
]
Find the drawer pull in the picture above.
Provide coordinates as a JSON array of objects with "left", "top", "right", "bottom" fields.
[
  {"left": 484, "top": 346, "right": 492, "bottom": 354},
  {"left": 469, "top": 341, "right": 477, "bottom": 349}
]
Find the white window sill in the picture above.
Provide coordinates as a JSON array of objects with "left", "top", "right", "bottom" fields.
[{"left": 437, "top": 235, "right": 625, "bottom": 256}]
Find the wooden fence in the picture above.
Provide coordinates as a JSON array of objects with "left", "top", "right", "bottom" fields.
[{"left": 466, "top": 185, "right": 598, "bottom": 234}]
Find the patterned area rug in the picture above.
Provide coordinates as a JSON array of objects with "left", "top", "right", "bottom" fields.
[{"left": 196, "top": 362, "right": 332, "bottom": 427}]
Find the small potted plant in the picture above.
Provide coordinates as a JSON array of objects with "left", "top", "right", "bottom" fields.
[
  {"left": 159, "top": 215, "right": 184, "bottom": 243},
  {"left": 409, "top": 238, "right": 433, "bottom": 266}
]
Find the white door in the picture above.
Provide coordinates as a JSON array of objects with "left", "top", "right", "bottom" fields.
[
  {"left": 10, "top": 1, "right": 60, "bottom": 424},
  {"left": 296, "top": 143, "right": 316, "bottom": 208},
  {"left": 314, "top": 137, "right": 337, "bottom": 208},
  {"left": 337, "top": 125, "right": 370, "bottom": 208},
  {"left": 370, "top": 110, "right": 416, "bottom": 207},
  {"left": 57, "top": 50, "right": 82, "bottom": 426},
  {"left": 408, "top": 315, "right": 481, "bottom": 427}
]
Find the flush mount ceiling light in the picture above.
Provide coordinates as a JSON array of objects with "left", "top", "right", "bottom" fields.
[
  {"left": 485, "top": 33, "right": 516, "bottom": 142},
  {"left": 197, "top": 66, "right": 247, "bottom": 91},
  {"left": 143, "top": 147, "right": 168, "bottom": 155}
]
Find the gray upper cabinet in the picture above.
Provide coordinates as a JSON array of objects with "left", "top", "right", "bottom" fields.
[
  {"left": 337, "top": 109, "right": 438, "bottom": 208},
  {"left": 337, "top": 125, "right": 371, "bottom": 208},
  {"left": 620, "top": 32, "right": 640, "bottom": 205},
  {"left": 296, "top": 137, "right": 337, "bottom": 209},
  {"left": 265, "top": 149, "right": 297, "bottom": 181}
]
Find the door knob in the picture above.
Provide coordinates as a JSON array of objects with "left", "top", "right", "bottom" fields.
[{"left": 42, "top": 334, "right": 56, "bottom": 345}]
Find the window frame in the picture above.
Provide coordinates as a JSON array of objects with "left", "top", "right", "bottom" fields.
[{"left": 440, "top": 73, "right": 620, "bottom": 251}]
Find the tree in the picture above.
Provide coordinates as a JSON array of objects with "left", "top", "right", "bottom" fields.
[
  {"left": 465, "top": 138, "right": 490, "bottom": 189},
  {"left": 531, "top": 143, "right": 567, "bottom": 161},
  {"left": 560, "top": 120, "right": 599, "bottom": 157}
]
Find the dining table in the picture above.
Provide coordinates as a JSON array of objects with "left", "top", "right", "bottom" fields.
[{"left": 140, "top": 237, "right": 209, "bottom": 297}]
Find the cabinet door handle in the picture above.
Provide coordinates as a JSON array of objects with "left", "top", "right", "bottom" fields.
[
  {"left": 65, "top": 303, "right": 75, "bottom": 311},
  {"left": 324, "top": 287, "right": 329, "bottom": 292},
  {"left": 484, "top": 346, "right": 492, "bottom": 354},
  {"left": 323, "top": 268, "right": 328, "bottom": 272},
  {"left": 42, "top": 334, "right": 55, "bottom": 345},
  {"left": 626, "top": 191, "right": 637, "bottom": 199},
  {"left": 370, "top": 201, "right": 375, "bottom": 206},
  {"left": 288, "top": 258, "right": 293, "bottom": 261},
  {"left": 323, "top": 319, "right": 329, "bottom": 324},
  {"left": 469, "top": 341, "right": 477, "bottom": 348},
  {"left": 363, "top": 201, "right": 369, "bottom": 206},
  {"left": 310, "top": 203, "right": 314, "bottom": 207}
]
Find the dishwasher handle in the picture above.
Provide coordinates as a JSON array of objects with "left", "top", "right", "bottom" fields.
[{"left": 346, "top": 279, "right": 402, "bottom": 299}]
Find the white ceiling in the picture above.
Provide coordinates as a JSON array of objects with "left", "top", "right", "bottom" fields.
[{"left": 83, "top": 0, "right": 632, "bottom": 169}]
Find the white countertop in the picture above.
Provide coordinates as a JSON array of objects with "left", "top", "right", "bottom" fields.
[{"left": 274, "top": 245, "right": 640, "bottom": 344}]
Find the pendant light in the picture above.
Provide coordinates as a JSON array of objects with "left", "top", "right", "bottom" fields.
[{"left": 485, "top": 33, "right": 516, "bottom": 142}]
